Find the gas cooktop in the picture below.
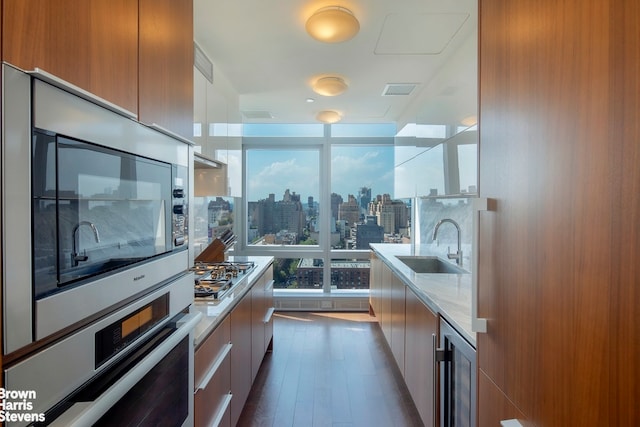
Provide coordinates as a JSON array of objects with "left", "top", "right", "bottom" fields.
[{"left": 191, "top": 261, "right": 255, "bottom": 299}]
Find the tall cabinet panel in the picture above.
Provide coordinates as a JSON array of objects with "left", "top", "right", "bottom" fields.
[
  {"left": 478, "top": 0, "right": 640, "bottom": 425},
  {"left": 0, "top": 0, "right": 3, "bottom": 389},
  {"left": 2, "top": 0, "right": 138, "bottom": 114},
  {"left": 139, "top": 0, "right": 194, "bottom": 140}
]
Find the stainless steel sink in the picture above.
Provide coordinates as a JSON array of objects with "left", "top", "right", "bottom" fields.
[{"left": 396, "top": 256, "right": 469, "bottom": 274}]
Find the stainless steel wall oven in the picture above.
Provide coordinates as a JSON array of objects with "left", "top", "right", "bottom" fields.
[
  {"left": 2, "top": 63, "right": 199, "bottom": 426},
  {"left": 2, "top": 64, "right": 191, "bottom": 355}
]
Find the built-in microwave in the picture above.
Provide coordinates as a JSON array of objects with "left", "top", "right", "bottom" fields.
[
  {"left": 2, "top": 63, "right": 193, "bottom": 356},
  {"left": 31, "top": 131, "right": 188, "bottom": 299}
]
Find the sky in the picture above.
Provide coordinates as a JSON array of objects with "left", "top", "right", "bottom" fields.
[{"left": 246, "top": 146, "right": 395, "bottom": 202}]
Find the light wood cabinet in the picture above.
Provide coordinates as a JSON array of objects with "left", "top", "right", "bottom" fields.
[
  {"left": 3, "top": 0, "right": 139, "bottom": 115},
  {"left": 478, "top": 0, "right": 640, "bottom": 424},
  {"left": 194, "top": 316, "right": 232, "bottom": 427},
  {"left": 405, "top": 288, "right": 438, "bottom": 427},
  {"left": 3, "top": 0, "right": 194, "bottom": 139},
  {"left": 139, "top": 0, "right": 193, "bottom": 140},
  {"left": 477, "top": 370, "right": 524, "bottom": 427}
]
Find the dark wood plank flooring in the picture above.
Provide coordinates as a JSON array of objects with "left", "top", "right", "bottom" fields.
[{"left": 237, "top": 312, "right": 424, "bottom": 427}]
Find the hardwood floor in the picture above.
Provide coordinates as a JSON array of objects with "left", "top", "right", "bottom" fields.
[{"left": 237, "top": 312, "right": 424, "bottom": 427}]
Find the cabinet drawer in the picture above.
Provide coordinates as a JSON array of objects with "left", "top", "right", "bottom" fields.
[
  {"left": 195, "top": 316, "right": 231, "bottom": 387},
  {"left": 264, "top": 279, "right": 275, "bottom": 352},
  {"left": 194, "top": 356, "right": 231, "bottom": 427},
  {"left": 194, "top": 316, "right": 232, "bottom": 427}
]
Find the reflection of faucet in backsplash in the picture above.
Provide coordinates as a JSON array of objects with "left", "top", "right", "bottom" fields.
[
  {"left": 71, "top": 221, "right": 101, "bottom": 266},
  {"left": 432, "top": 218, "right": 462, "bottom": 267}
]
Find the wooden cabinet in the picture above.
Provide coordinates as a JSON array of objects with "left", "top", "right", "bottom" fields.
[
  {"left": 230, "top": 263, "right": 274, "bottom": 426},
  {"left": 369, "top": 252, "right": 382, "bottom": 316},
  {"left": 3, "top": 0, "right": 138, "bottom": 115},
  {"left": 263, "top": 268, "right": 275, "bottom": 355},
  {"left": 477, "top": 370, "right": 524, "bottom": 427},
  {"left": 379, "top": 262, "right": 393, "bottom": 342},
  {"left": 194, "top": 316, "right": 232, "bottom": 427},
  {"left": 230, "top": 291, "right": 252, "bottom": 427},
  {"left": 478, "top": 1, "right": 640, "bottom": 425},
  {"left": 373, "top": 260, "right": 405, "bottom": 374},
  {"left": 405, "top": 288, "right": 438, "bottom": 427},
  {"left": 195, "top": 262, "right": 274, "bottom": 427},
  {"left": 139, "top": 0, "right": 193, "bottom": 139},
  {"left": 3, "top": 0, "right": 194, "bottom": 139},
  {"left": 389, "top": 272, "right": 406, "bottom": 375},
  {"left": 251, "top": 267, "right": 274, "bottom": 381},
  {"left": 371, "top": 255, "right": 438, "bottom": 425}
]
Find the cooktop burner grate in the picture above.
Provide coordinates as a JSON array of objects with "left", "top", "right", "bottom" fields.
[{"left": 192, "top": 261, "right": 255, "bottom": 299}]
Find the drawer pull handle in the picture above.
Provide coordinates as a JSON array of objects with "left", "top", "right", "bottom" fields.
[
  {"left": 472, "top": 197, "right": 493, "bottom": 333},
  {"left": 263, "top": 307, "right": 275, "bottom": 324},
  {"left": 196, "top": 342, "right": 232, "bottom": 391},
  {"left": 211, "top": 393, "right": 233, "bottom": 427},
  {"left": 265, "top": 279, "right": 275, "bottom": 292}
]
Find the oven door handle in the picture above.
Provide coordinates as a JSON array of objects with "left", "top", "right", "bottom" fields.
[{"left": 50, "top": 311, "right": 202, "bottom": 427}]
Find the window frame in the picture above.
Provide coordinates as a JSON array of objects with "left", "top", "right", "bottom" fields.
[{"left": 237, "top": 125, "right": 395, "bottom": 294}]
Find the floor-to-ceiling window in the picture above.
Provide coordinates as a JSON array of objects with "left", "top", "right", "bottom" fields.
[{"left": 239, "top": 123, "right": 404, "bottom": 298}]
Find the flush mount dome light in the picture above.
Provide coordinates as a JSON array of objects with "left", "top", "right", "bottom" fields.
[
  {"left": 316, "top": 110, "right": 342, "bottom": 124},
  {"left": 312, "top": 76, "right": 348, "bottom": 96},
  {"left": 305, "top": 6, "right": 360, "bottom": 43}
]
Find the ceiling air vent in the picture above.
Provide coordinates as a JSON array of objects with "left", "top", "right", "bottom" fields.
[
  {"left": 241, "top": 110, "right": 274, "bottom": 119},
  {"left": 382, "top": 83, "right": 418, "bottom": 96}
]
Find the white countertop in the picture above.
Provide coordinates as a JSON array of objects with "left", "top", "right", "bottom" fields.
[
  {"left": 191, "top": 256, "right": 274, "bottom": 347},
  {"left": 370, "top": 243, "right": 475, "bottom": 346}
]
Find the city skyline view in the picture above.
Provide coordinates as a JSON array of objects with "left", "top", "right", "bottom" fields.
[{"left": 246, "top": 146, "right": 395, "bottom": 202}]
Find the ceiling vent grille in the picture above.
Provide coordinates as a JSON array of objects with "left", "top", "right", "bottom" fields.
[
  {"left": 241, "top": 110, "right": 274, "bottom": 119},
  {"left": 382, "top": 83, "right": 418, "bottom": 96}
]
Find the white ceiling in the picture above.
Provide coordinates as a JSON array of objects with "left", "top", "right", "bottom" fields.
[{"left": 193, "top": 0, "right": 477, "bottom": 127}]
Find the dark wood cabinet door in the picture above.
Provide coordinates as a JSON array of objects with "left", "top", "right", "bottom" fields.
[
  {"left": 230, "top": 293, "right": 252, "bottom": 426},
  {"left": 3, "top": 0, "right": 138, "bottom": 115},
  {"left": 139, "top": 0, "right": 193, "bottom": 140},
  {"left": 405, "top": 290, "right": 438, "bottom": 427},
  {"left": 251, "top": 275, "right": 266, "bottom": 381},
  {"left": 390, "top": 273, "right": 406, "bottom": 375}
]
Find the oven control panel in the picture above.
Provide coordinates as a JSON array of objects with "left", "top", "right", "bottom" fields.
[{"left": 172, "top": 166, "right": 188, "bottom": 248}]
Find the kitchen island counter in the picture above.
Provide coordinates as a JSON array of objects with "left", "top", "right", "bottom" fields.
[
  {"left": 191, "top": 255, "right": 274, "bottom": 347},
  {"left": 370, "top": 244, "right": 474, "bottom": 346}
]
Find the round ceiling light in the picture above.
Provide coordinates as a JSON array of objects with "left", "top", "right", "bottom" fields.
[
  {"left": 312, "top": 76, "right": 348, "bottom": 96},
  {"left": 305, "top": 6, "right": 360, "bottom": 43},
  {"left": 316, "top": 110, "right": 342, "bottom": 124}
]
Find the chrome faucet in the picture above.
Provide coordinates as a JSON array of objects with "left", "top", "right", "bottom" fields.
[
  {"left": 432, "top": 218, "right": 463, "bottom": 266},
  {"left": 71, "top": 221, "right": 100, "bottom": 266}
]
